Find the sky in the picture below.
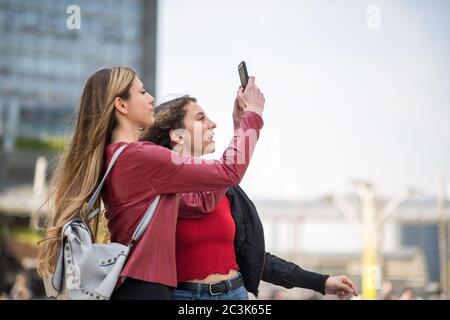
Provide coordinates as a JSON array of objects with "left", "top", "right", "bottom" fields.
[{"left": 156, "top": 0, "right": 450, "bottom": 201}]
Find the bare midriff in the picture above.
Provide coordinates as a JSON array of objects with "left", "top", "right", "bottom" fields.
[{"left": 185, "top": 269, "right": 238, "bottom": 284}]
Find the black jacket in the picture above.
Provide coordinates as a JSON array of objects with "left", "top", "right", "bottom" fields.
[{"left": 226, "top": 186, "right": 329, "bottom": 297}]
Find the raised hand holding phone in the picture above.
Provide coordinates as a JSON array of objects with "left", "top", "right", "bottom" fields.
[
  {"left": 237, "top": 78, "right": 265, "bottom": 118},
  {"left": 234, "top": 60, "right": 265, "bottom": 124}
]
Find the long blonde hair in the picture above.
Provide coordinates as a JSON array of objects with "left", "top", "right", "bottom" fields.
[{"left": 37, "top": 67, "right": 136, "bottom": 277}]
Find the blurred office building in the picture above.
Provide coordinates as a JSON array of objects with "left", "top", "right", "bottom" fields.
[
  {"left": 0, "top": 0, "right": 157, "bottom": 299},
  {"left": 0, "top": 0, "right": 157, "bottom": 142}
]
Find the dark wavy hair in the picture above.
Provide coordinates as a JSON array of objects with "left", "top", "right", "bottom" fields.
[{"left": 141, "top": 95, "right": 197, "bottom": 149}]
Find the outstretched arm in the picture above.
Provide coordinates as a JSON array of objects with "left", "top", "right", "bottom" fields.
[
  {"left": 262, "top": 252, "right": 329, "bottom": 295},
  {"left": 262, "top": 252, "right": 358, "bottom": 298}
]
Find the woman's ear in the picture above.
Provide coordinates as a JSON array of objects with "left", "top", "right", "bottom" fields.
[
  {"left": 113, "top": 96, "right": 128, "bottom": 115},
  {"left": 169, "top": 129, "right": 183, "bottom": 145}
]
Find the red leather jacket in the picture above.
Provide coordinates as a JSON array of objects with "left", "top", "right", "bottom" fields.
[{"left": 101, "top": 111, "right": 263, "bottom": 287}]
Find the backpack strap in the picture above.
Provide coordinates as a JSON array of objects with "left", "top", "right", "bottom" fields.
[
  {"left": 86, "top": 143, "right": 161, "bottom": 246},
  {"left": 129, "top": 195, "right": 160, "bottom": 247},
  {"left": 87, "top": 144, "right": 127, "bottom": 220}
]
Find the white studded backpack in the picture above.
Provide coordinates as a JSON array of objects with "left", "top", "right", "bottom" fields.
[{"left": 43, "top": 144, "right": 160, "bottom": 300}]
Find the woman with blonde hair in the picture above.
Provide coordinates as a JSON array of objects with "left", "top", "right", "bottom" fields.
[{"left": 37, "top": 67, "right": 265, "bottom": 299}]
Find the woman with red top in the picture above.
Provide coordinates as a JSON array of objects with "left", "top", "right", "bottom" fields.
[
  {"left": 144, "top": 95, "right": 359, "bottom": 300},
  {"left": 37, "top": 67, "right": 265, "bottom": 300}
]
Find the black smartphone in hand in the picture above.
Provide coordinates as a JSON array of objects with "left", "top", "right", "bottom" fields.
[{"left": 238, "top": 61, "right": 249, "bottom": 89}]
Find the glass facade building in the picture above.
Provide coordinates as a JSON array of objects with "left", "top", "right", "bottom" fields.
[{"left": 0, "top": 0, "right": 157, "bottom": 138}]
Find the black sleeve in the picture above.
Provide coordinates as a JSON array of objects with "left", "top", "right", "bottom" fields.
[{"left": 261, "top": 252, "right": 330, "bottom": 295}]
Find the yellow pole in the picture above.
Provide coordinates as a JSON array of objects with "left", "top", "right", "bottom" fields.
[
  {"left": 359, "top": 184, "right": 379, "bottom": 300},
  {"left": 362, "top": 228, "right": 378, "bottom": 299}
]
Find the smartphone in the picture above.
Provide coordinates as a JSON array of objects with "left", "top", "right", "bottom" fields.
[{"left": 238, "top": 61, "right": 249, "bottom": 89}]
